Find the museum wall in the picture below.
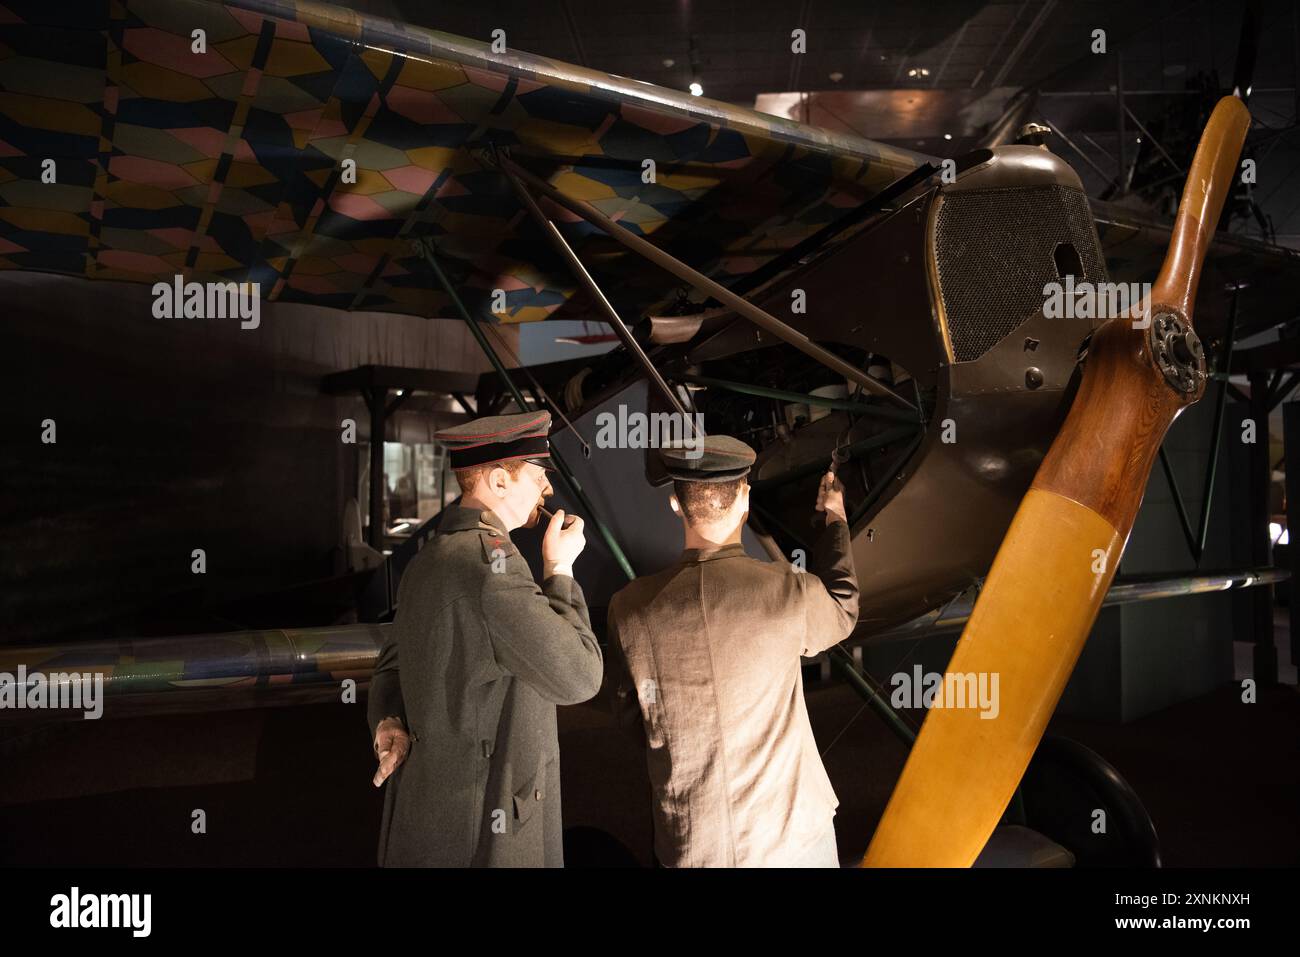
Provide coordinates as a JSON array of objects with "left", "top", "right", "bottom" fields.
[{"left": 0, "top": 271, "right": 507, "bottom": 645}]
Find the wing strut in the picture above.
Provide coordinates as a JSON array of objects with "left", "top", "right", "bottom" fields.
[
  {"left": 495, "top": 155, "right": 917, "bottom": 412},
  {"left": 414, "top": 237, "right": 637, "bottom": 581},
  {"left": 500, "top": 165, "right": 700, "bottom": 436}
]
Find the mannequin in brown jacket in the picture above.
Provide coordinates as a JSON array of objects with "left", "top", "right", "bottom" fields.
[{"left": 608, "top": 436, "right": 859, "bottom": 867}]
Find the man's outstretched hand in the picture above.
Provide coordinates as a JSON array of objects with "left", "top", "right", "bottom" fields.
[
  {"left": 372, "top": 716, "right": 410, "bottom": 787},
  {"left": 815, "top": 471, "right": 847, "bottom": 525}
]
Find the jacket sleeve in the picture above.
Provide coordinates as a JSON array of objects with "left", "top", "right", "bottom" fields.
[
  {"left": 799, "top": 519, "right": 861, "bottom": 656},
  {"left": 605, "top": 601, "right": 648, "bottom": 742},
  {"left": 367, "top": 626, "right": 406, "bottom": 740},
  {"left": 480, "top": 551, "right": 605, "bottom": 705}
]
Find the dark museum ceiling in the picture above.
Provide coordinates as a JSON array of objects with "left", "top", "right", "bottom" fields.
[{"left": 343, "top": 0, "right": 1300, "bottom": 247}]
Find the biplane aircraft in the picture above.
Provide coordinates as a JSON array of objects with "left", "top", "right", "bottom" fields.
[{"left": 1, "top": 0, "right": 1297, "bottom": 867}]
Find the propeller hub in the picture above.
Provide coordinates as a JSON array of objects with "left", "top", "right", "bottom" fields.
[{"left": 1147, "top": 312, "right": 1206, "bottom": 395}]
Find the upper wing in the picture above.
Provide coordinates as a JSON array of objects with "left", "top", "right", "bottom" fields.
[{"left": 0, "top": 0, "right": 923, "bottom": 324}]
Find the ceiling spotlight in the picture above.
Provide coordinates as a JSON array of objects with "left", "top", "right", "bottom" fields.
[
  {"left": 943, "top": 133, "right": 952, "bottom": 140},
  {"left": 689, "top": 81, "right": 703, "bottom": 96},
  {"left": 829, "top": 71, "right": 843, "bottom": 83},
  {"left": 663, "top": 57, "right": 675, "bottom": 68},
  {"left": 907, "top": 67, "right": 930, "bottom": 78}
]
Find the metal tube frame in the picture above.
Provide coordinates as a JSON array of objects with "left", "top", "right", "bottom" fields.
[
  {"left": 1195, "top": 284, "right": 1241, "bottom": 556},
  {"left": 367, "top": 388, "right": 386, "bottom": 548},
  {"left": 501, "top": 164, "right": 698, "bottom": 436},
  {"left": 848, "top": 431, "right": 926, "bottom": 526},
  {"left": 1123, "top": 103, "right": 1184, "bottom": 176},
  {"left": 750, "top": 425, "right": 919, "bottom": 491},
  {"left": 496, "top": 154, "right": 917, "bottom": 412},
  {"left": 1156, "top": 282, "right": 1241, "bottom": 565},
  {"left": 828, "top": 646, "right": 917, "bottom": 746},
  {"left": 1248, "top": 366, "right": 1279, "bottom": 684},
  {"left": 1043, "top": 119, "right": 1116, "bottom": 187},
  {"left": 678, "top": 373, "right": 921, "bottom": 424}
]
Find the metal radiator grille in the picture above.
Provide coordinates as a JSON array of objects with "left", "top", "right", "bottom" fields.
[{"left": 934, "top": 184, "right": 1107, "bottom": 363}]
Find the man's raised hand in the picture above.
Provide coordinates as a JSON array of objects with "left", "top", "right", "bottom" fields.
[
  {"left": 542, "top": 509, "right": 585, "bottom": 578},
  {"left": 815, "top": 471, "right": 847, "bottom": 525}
]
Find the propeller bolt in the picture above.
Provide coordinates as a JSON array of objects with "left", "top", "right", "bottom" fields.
[
  {"left": 1148, "top": 312, "right": 1207, "bottom": 395},
  {"left": 1025, "top": 367, "right": 1044, "bottom": 389}
]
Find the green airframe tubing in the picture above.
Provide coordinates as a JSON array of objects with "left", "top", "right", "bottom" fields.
[
  {"left": 677, "top": 374, "right": 921, "bottom": 424},
  {"left": 827, "top": 646, "right": 916, "bottom": 746},
  {"left": 416, "top": 239, "right": 636, "bottom": 581},
  {"left": 749, "top": 425, "right": 919, "bottom": 491}
]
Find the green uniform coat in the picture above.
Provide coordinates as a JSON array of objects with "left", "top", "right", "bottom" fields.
[{"left": 367, "top": 504, "right": 603, "bottom": 867}]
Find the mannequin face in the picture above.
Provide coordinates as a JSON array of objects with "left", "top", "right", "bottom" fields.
[{"left": 480, "top": 461, "right": 553, "bottom": 531}]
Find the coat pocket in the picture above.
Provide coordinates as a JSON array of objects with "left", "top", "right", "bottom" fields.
[{"left": 511, "top": 766, "right": 546, "bottom": 832}]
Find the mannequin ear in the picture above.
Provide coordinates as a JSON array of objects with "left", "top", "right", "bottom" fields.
[{"left": 489, "top": 465, "right": 509, "bottom": 496}]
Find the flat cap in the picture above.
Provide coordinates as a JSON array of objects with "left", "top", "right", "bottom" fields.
[
  {"left": 659, "top": 434, "right": 755, "bottom": 483},
  {"left": 435, "top": 410, "right": 553, "bottom": 470}
]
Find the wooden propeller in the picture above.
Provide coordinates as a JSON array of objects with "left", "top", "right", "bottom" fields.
[{"left": 862, "top": 95, "right": 1251, "bottom": 868}]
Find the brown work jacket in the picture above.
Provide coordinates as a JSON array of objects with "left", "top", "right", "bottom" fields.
[{"left": 607, "top": 521, "right": 859, "bottom": 866}]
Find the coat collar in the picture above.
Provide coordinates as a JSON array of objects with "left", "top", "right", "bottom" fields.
[
  {"left": 439, "top": 503, "right": 508, "bottom": 535},
  {"left": 680, "top": 541, "right": 747, "bottom": 564}
]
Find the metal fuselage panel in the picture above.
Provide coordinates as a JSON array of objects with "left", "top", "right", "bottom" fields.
[
  {"left": 865, "top": 148, "right": 1104, "bottom": 630},
  {"left": 708, "top": 147, "right": 1106, "bottom": 632}
]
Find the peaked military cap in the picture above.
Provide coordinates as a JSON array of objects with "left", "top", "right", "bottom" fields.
[
  {"left": 659, "top": 434, "right": 755, "bottom": 483},
  {"left": 435, "top": 410, "right": 554, "bottom": 470}
]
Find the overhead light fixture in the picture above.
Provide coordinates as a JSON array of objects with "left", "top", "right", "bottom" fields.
[
  {"left": 829, "top": 71, "right": 843, "bottom": 83},
  {"left": 907, "top": 67, "right": 930, "bottom": 78},
  {"left": 689, "top": 81, "right": 703, "bottom": 96},
  {"left": 663, "top": 57, "right": 675, "bottom": 68},
  {"left": 943, "top": 133, "right": 952, "bottom": 140}
]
